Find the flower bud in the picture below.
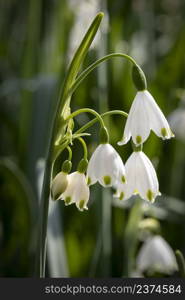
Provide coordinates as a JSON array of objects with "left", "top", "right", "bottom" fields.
[{"left": 51, "top": 172, "right": 68, "bottom": 201}]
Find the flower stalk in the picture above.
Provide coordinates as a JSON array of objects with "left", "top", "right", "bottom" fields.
[
  {"left": 36, "top": 10, "right": 174, "bottom": 279},
  {"left": 37, "top": 12, "right": 104, "bottom": 278}
]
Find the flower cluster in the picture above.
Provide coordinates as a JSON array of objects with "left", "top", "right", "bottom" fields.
[{"left": 51, "top": 65, "right": 174, "bottom": 211}]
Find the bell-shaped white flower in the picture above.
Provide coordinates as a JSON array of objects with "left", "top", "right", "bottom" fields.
[
  {"left": 61, "top": 171, "right": 89, "bottom": 211},
  {"left": 87, "top": 143, "right": 126, "bottom": 187},
  {"left": 51, "top": 171, "right": 68, "bottom": 201},
  {"left": 114, "top": 150, "right": 160, "bottom": 202},
  {"left": 118, "top": 90, "right": 174, "bottom": 146},
  {"left": 136, "top": 235, "right": 177, "bottom": 275}
]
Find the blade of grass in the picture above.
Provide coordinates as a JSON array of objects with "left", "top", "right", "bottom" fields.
[{"left": 123, "top": 198, "right": 143, "bottom": 277}]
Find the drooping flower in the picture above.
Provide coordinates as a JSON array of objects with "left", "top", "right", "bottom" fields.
[
  {"left": 51, "top": 171, "right": 68, "bottom": 201},
  {"left": 136, "top": 235, "right": 177, "bottom": 275},
  {"left": 118, "top": 90, "right": 174, "bottom": 146},
  {"left": 61, "top": 171, "right": 90, "bottom": 211},
  {"left": 114, "top": 150, "right": 160, "bottom": 202},
  {"left": 87, "top": 143, "right": 126, "bottom": 187}
]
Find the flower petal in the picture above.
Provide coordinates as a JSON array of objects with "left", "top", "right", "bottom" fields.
[
  {"left": 135, "top": 152, "right": 160, "bottom": 202},
  {"left": 143, "top": 90, "right": 174, "bottom": 139},
  {"left": 75, "top": 174, "right": 90, "bottom": 211},
  {"left": 87, "top": 144, "right": 101, "bottom": 185},
  {"left": 130, "top": 92, "right": 151, "bottom": 145},
  {"left": 118, "top": 94, "right": 139, "bottom": 145}
]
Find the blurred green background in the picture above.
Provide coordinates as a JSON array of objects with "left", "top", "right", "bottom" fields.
[{"left": 0, "top": 0, "right": 185, "bottom": 277}]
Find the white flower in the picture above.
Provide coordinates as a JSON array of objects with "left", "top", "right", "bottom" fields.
[
  {"left": 118, "top": 90, "right": 174, "bottom": 146},
  {"left": 136, "top": 235, "right": 177, "bottom": 275},
  {"left": 61, "top": 171, "right": 89, "bottom": 211},
  {"left": 51, "top": 171, "right": 68, "bottom": 201},
  {"left": 114, "top": 151, "right": 160, "bottom": 202},
  {"left": 87, "top": 143, "right": 126, "bottom": 187}
]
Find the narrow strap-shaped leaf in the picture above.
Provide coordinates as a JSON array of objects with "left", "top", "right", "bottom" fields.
[
  {"left": 59, "top": 12, "right": 104, "bottom": 114},
  {"left": 38, "top": 12, "right": 104, "bottom": 277},
  {"left": 123, "top": 198, "right": 143, "bottom": 277}
]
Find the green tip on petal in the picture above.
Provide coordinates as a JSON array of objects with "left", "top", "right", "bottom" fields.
[
  {"left": 136, "top": 135, "right": 142, "bottom": 144},
  {"left": 119, "top": 192, "right": 124, "bottom": 200},
  {"left": 78, "top": 199, "right": 85, "bottom": 211},
  {"left": 121, "top": 175, "right": 126, "bottom": 183},
  {"left": 161, "top": 127, "right": 168, "bottom": 138},
  {"left": 87, "top": 177, "right": 91, "bottom": 185},
  {"left": 103, "top": 175, "right": 111, "bottom": 185},
  {"left": 51, "top": 191, "right": 61, "bottom": 201},
  {"left": 64, "top": 196, "right": 72, "bottom": 205},
  {"left": 146, "top": 189, "right": 154, "bottom": 202}
]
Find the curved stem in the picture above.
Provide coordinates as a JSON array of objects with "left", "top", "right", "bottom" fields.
[
  {"left": 67, "top": 146, "right": 72, "bottom": 161},
  {"left": 77, "top": 137, "right": 88, "bottom": 160},
  {"left": 68, "top": 53, "right": 137, "bottom": 97},
  {"left": 75, "top": 110, "right": 128, "bottom": 135},
  {"left": 38, "top": 51, "right": 134, "bottom": 277},
  {"left": 52, "top": 110, "right": 128, "bottom": 179},
  {"left": 66, "top": 108, "right": 105, "bottom": 128}
]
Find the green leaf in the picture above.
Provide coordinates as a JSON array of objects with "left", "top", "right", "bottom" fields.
[
  {"left": 47, "top": 201, "right": 69, "bottom": 277},
  {"left": 37, "top": 12, "right": 104, "bottom": 277},
  {"left": 0, "top": 158, "right": 36, "bottom": 276},
  {"left": 123, "top": 198, "right": 143, "bottom": 276},
  {"left": 59, "top": 12, "right": 104, "bottom": 114}
]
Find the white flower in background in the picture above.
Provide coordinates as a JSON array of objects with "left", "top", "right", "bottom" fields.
[
  {"left": 169, "top": 107, "right": 185, "bottom": 141},
  {"left": 136, "top": 235, "right": 177, "bottom": 275},
  {"left": 61, "top": 171, "right": 89, "bottom": 211},
  {"left": 114, "top": 151, "right": 160, "bottom": 202},
  {"left": 118, "top": 90, "right": 174, "bottom": 146},
  {"left": 51, "top": 171, "right": 68, "bottom": 201},
  {"left": 87, "top": 143, "right": 126, "bottom": 187}
]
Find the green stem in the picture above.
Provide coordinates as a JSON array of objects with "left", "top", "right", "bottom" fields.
[
  {"left": 67, "top": 146, "right": 72, "bottom": 161},
  {"left": 39, "top": 157, "right": 53, "bottom": 277},
  {"left": 66, "top": 108, "right": 105, "bottom": 128},
  {"left": 77, "top": 137, "right": 88, "bottom": 160},
  {"left": 53, "top": 110, "right": 128, "bottom": 175},
  {"left": 37, "top": 137, "right": 68, "bottom": 277},
  {"left": 75, "top": 110, "right": 128, "bottom": 135},
  {"left": 37, "top": 12, "right": 104, "bottom": 278},
  {"left": 68, "top": 53, "right": 137, "bottom": 97}
]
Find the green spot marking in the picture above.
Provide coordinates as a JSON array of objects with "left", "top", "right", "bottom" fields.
[
  {"left": 147, "top": 189, "right": 153, "bottom": 202},
  {"left": 103, "top": 175, "right": 111, "bottom": 185},
  {"left": 136, "top": 135, "right": 142, "bottom": 144},
  {"left": 79, "top": 200, "right": 85, "bottom": 210},
  {"left": 87, "top": 177, "right": 91, "bottom": 185},
  {"left": 121, "top": 175, "right": 126, "bottom": 183},
  {"left": 65, "top": 196, "right": 71, "bottom": 205},
  {"left": 119, "top": 192, "right": 124, "bottom": 200},
  {"left": 161, "top": 127, "right": 167, "bottom": 138},
  {"left": 53, "top": 192, "right": 61, "bottom": 201}
]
